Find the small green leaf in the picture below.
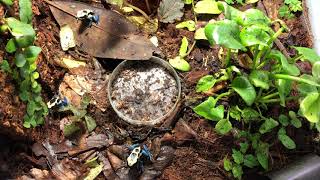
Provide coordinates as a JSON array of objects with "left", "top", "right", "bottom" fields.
[
  {"left": 231, "top": 76, "right": 256, "bottom": 106},
  {"left": 19, "top": 91, "right": 29, "bottom": 101},
  {"left": 193, "top": 97, "right": 224, "bottom": 121},
  {"left": 249, "top": 70, "right": 270, "bottom": 89},
  {"left": 176, "top": 20, "right": 196, "bottom": 31},
  {"left": 240, "top": 25, "right": 270, "bottom": 47},
  {"left": 64, "top": 122, "right": 81, "bottom": 137},
  {"left": 256, "top": 142, "right": 269, "bottom": 170},
  {"left": 278, "top": 128, "right": 296, "bottom": 149},
  {"left": 244, "top": 154, "right": 259, "bottom": 168},
  {"left": 27, "top": 100, "right": 36, "bottom": 116},
  {"left": 194, "top": 28, "right": 207, "bottom": 40},
  {"left": 259, "top": 118, "right": 279, "bottom": 134},
  {"left": 215, "top": 119, "right": 232, "bottom": 134},
  {"left": 232, "top": 149, "right": 244, "bottom": 164},
  {"left": 0, "top": 60, "right": 12, "bottom": 73},
  {"left": 205, "top": 20, "right": 246, "bottom": 51},
  {"left": 194, "top": 0, "right": 221, "bottom": 14},
  {"left": 6, "top": 18, "right": 35, "bottom": 47},
  {"left": 5, "top": 38, "right": 16, "bottom": 53},
  {"left": 23, "top": 121, "right": 31, "bottom": 128},
  {"left": 276, "top": 79, "right": 292, "bottom": 107},
  {"left": 230, "top": 106, "right": 241, "bottom": 121},
  {"left": 32, "top": 72, "right": 40, "bottom": 79},
  {"left": 183, "top": 0, "right": 193, "bottom": 4},
  {"left": 19, "top": 0, "right": 32, "bottom": 24},
  {"left": 223, "top": 158, "right": 233, "bottom": 171},
  {"left": 14, "top": 53, "right": 26, "bottom": 67},
  {"left": 240, "top": 142, "right": 249, "bottom": 153},
  {"left": 312, "top": 61, "right": 320, "bottom": 82},
  {"left": 24, "top": 46, "right": 41, "bottom": 63},
  {"left": 241, "top": 9, "right": 271, "bottom": 26},
  {"left": 269, "top": 50, "right": 300, "bottom": 76},
  {"left": 297, "top": 75, "right": 318, "bottom": 96},
  {"left": 196, "top": 75, "right": 217, "bottom": 92},
  {"left": 293, "top": 47, "right": 320, "bottom": 64},
  {"left": 169, "top": 56, "right": 191, "bottom": 71},
  {"left": 289, "top": 111, "right": 302, "bottom": 128},
  {"left": 0, "top": 0, "right": 13, "bottom": 6},
  {"left": 279, "top": 114, "right": 289, "bottom": 127},
  {"left": 85, "top": 116, "right": 97, "bottom": 132},
  {"left": 232, "top": 164, "right": 243, "bottom": 179},
  {"left": 179, "top": 37, "right": 188, "bottom": 57}
]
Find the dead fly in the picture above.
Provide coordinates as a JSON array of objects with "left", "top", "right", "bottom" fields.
[{"left": 76, "top": 9, "right": 100, "bottom": 27}]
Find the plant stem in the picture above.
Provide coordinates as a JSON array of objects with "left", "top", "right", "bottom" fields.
[
  {"left": 291, "top": 55, "right": 303, "bottom": 63},
  {"left": 261, "top": 92, "right": 279, "bottom": 100},
  {"left": 215, "top": 90, "right": 233, "bottom": 102},
  {"left": 259, "top": 96, "right": 299, "bottom": 103},
  {"left": 191, "top": 0, "right": 197, "bottom": 24},
  {"left": 125, "top": 3, "right": 151, "bottom": 22},
  {"left": 273, "top": 74, "right": 320, "bottom": 87},
  {"left": 181, "top": 40, "right": 197, "bottom": 59},
  {"left": 225, "top": 49, "right": 231, "bottom": 67}
]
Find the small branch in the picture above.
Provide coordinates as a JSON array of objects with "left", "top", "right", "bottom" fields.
[{"left": 124, "top": 3, "right": 151, "bottom": 22}]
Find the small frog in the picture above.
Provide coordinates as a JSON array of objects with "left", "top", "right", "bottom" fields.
[
  {"left": 127, "top": 144, "right": 152, "bottom": 169},
  {"left": 76, "top": 9, "right": 100, "bottom": 27},
  {"left": 47, "top": 94, "right": 68, "bottom": 110}
]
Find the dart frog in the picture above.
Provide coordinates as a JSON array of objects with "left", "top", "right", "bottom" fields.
[
  {"left": 127, "top": 144, "right": 152, "bottom": 170},
  {"left": 47, "top": 94, "right": 68, "bottom": 110},
  {"left": 76, "top": 9, "right": 100, "bottom": 27}
]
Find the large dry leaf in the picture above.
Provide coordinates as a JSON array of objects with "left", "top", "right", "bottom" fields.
[{"left": 47, "top": 0, "right": 156, "bottom": 60}]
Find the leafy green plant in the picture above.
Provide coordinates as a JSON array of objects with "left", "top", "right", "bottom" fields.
[
  {"left": 1, "top": 0, "right": 48, "bottom": 128},
  {"left": 279, "top": 0, "right": 303, "bottom": 19},
  {"left": 224, "top": 0, "right": 258, "bottom": 5},
  {"left": 192, "top": 2, "right": 320, "bottom": 179},
  {"left": 169, "top": 36, "right": 193, "bottom": 71},
  {"left": 61, "top": 95, "right": 97, "bottom": 137}
]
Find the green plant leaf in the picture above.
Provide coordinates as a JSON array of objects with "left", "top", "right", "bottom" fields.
[
  {"left": 231, "top": 76, "right": 256, "bottom": 106},
  {"left": 223, "top": 158, "right": 233, "bottom": 171},
  {"left": 0, "top": 0, "right": 13, "bottom": 5},
  {"left": 205, "top": 20, "right": 246, "bottom": 51},
  {"left": 259, "top": 118, "right": 279, "bottom": 134},
  {"left": 240, "top": 25, "right": 270, "bottom": 47},
  {"left": 256, "top": 141, "right": 269, "bottom": 170},
  {"left": 293, "top": 47, "right": 320, "bottom": 64},
  {"left": 297, "top": 75, "right": 318, "bottom": 96},
  {"left": 232, "top": 149, "right": 244, "bottom": 164},
  {"left": 312, "top": 61, "right": 320, "bottom": 82},
  {"left": 240, "top": 142, "right": 249, "bottom": 153},
  {"left": 19, "top": 0, "right": 32, "bottom": 24},
  {"left": 6, "top": 18, "right": 35, "bottom": 47},
  {"left": 24, "top": 46, "right": 41, "bottom": 63},
  {"left": 275, "top": 79, "right": 292, "bottom": 107},
  {"left": 249, "top": 70, "right": 270, "bottom": 90},
  {"left": 278, "top": 128, "right": 296, "bottom": 149},
  {"left": 230, "top": 106, "right": 241, "bottom": 121},
  {"left": 14, "top": 53, "right": 26, "bottom": 67},
  {"left": 196, "top": 75, "right": 216, "bottom": 92},
  {"left": 289, "top": 111, "right": 302, "bottom": 128},
  {"left": 194, "top": 28, "right": 207, "bottom": 40},
  {"left": 176, "top": 20, "right": 195, "bottom": 31},
  {"left": 64, "top": 122, "right": 81, "bottom": 137},
  {"left": 232, "top": 164, "right": 243, "bottom": 179},
  {"left": 158, "top": 0, "right": 184, "bottom": 23},
  {"left": 268, "top": 50, "right": 300, "bottom": 76},
  {"left": 85, "top": 116, "right": 97, "bottom": 132},
  {"left": 19, "top": 91, "right": 29, "bottom": 101},
  {"left": 244, "top": 154, "right": 259, "bottom": 168},
  {"left": 5, "top": 38, "right": 16, "bottom": 53},
  {"left": 194, "top": 0, "right": 221, "bottom": 14},
  {"left": 183, "top": 0, "right": 193, "bottom": 4},
  {"left": 84, "top": 163, "right": 103, "bottom": 180},
  {"left": 279, "top": 114, "right": 289, "bottom": 127},
  {"left": 169, "top": 56, "right": 191, "bottom": 71},
  {"left": 245, "top": 0, "right": 259, "bottom": 3},
  {"left": 193, "top": 97, "right": 224, "bottom": 121},
  {"left": 27, "top": 100, "right": 36, "bottom": 116},
  {"left": 241, "top": 108, "right": 259, "bottom": 121},
  {"left": 0, "top": 60, "right": 12, "bottom": 73},
  {"left": 179, "top": 37, "right": 188, "bottom": 57},
  {"left": 215, "top": 119, "right": 232, "bottom": 134},
  {"left": 32, "top": 72, "right": 39, "bottom": 79}
]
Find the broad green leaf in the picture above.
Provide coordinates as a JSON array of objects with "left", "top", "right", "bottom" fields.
[
  {"left": 249, "top": 70, "right": 270, "bottom": 89},
  {"left": 5, "top": 38, "right": 16, "bottom": 53},
  {"left": 312, "top": 61, "right": 320, "bottom": 82},
  {"left": 259, "top": 118, "right": 279, "bottom": 134},
  {"left": 15, "top": 53, "right": 26, "bottom": 67},
  {"left": 293, "top": 47, "right": 320, "bottom": 64},
  {"left": 232, "top": 149, "right": 243, "bottom": 164},
  {"left": 176, "top": 20, "right": 195, "bottom": 31},
  {"left": 84, "top": 163, "right": 103, "bottom": 180},
  {"left": 231, "top": 76, "right": 256, "bottom": 106},
  {"left": 24, "top": 46, "right": 41, "bottom": 63},
  {"left": 193, "top": 97, "right": 224, "bottom": 121},
  {"left": 196, "top": 75, "right": 216, "bottom": 92},
  {"left": 179, "top": 37, "right": 188, "bottom": 57},
  {"left": 240, "top": 142, "right": 249, "bottom": 153},
  {"left": 194, "top": 0, "right": 221, "bottom": 14},
  {"left": 205, "top": 20, "right": 246, "bottom": 51},
  {"left": 240, "top": 25, "right": 270, "bottom": 47},
  {"left": 169, "top": 56, "right": 191, "bottom": 71},
  {"left": 215, "top": 119, "right": 232, "bottom": 134},
  {"left": 279, "top": 114, "right": 289, "bottom": 127},
  {"left": 223, "top": 158, "right": 233, "bottom": 171},
  {"left": 256, "top": 142, "right": 269, "bottom": 170},
  {"left": 85, "top": 116, "right": 97, "bottom": 132},
  {"left": 230, "top": 106, "right": 241, "bottom": 121},
  {"left": 289, "top": 111, "right": 302, "bottom": 128},
  {"left": 0, "top": 60, "right": 12, "bottom": 73},
  {"left": 297, "top": 75, "right": 318, "bottom": 96},
  {"left": 241, "top": 108, "right": 259, "bottom": 121},
  {"left": 278, "top": 128, "right": 296, "bottom": 149},
  {"left": 0, "top": 0, "right": 13, "bottom": 6},
  {"left": 244, "top": 154, "right": 259, "bottom": 168},
  {"left": 268, "top": 50, "right": 300, "bottom": 76},
  {"left": 64, "top": 122, "right": 81, "bottom": 137},
  {"left": 275, "top": 79, "right": 292, "bottom": 107},
  {"left": 27, "top": 100, "right": 36, "bottom": 116},
  {"left": 158, "top": 0, "right": 184, "bottom": 23},
  {"left": 218, "top": 2, "right": 245, "bottom": 25},
  {"left": 194, "top": 28, "right": 207, "bottom": 40},
  {"left": 19, "top": 0, "right": 32, "bottom": 24},
  {"left": 232, "top": 164, "right": 243, "bottom": 179},
  {"left": 183, "top": 0, "right": 193, "bottom": 4},
  {"left": 6, "top": 18, "right": 35, "bottom": 47}
]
